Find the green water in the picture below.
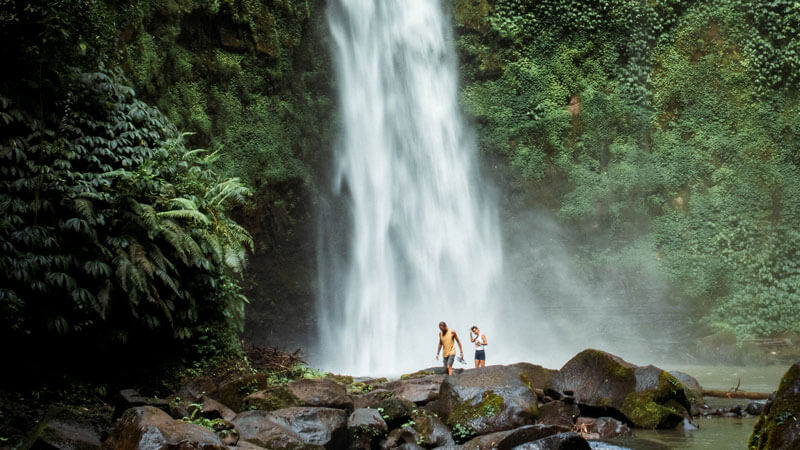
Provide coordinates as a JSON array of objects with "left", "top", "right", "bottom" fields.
[{"left": 600, "top": 365, "right": 789, "bottom": 449}]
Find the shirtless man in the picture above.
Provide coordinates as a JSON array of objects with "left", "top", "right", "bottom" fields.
[{"left": 435, "top": 321, "right": 464, "bottom": 376}]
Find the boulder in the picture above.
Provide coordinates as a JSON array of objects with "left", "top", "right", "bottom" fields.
[
  {"left": 461, "top": 424, "right": 571, "bottom": 450},
  {"left": 669, "top": 370, "right": 704, "bottom": 412},
  {"left": 537, "top": 401, "right": 579, "bottom": 428},
  {"left": 380, "top": 427, "right": 420, "bottom": 449},
  {"left": 23, "top": 407, "right": 103, "bottom": 450},
  {"left": 211, "top": 373, "right": 270, "bottom": 412},
  {"left": 195, "top": 396, "right": 236, "bottom": 422},
  {"left": 551, "top": 349, "right": 690, "bottom": 428},
  {"left": 383, "top": 374, "right": 446, "bottom": 404},
  {"left": 103, "top": 406, "right": 224, "bottom": 450},
  {"left": 176, "top": 376, "right": 218, "bottom": 404},
  {"left": 347, "top": 408, "right": 388, "bottom": 449},
  {"left": 244, "top": 378, "right": 354, "bottom": 412},
  {"left": 575, "top": 416, "right": 632, "bottom": 440},
  {"left": 352, "top": 389, "right": 396, "bottom": 409},
  {"left": 114, "top": 389, "right": 169, "bottom": 418},
  {"left": 233, "top": 407, "right": 347, "bottom": 448},
  {"left": 749, "top": 362, "right": 800, "bottom": 450},
  {"left": 407, "top": 411, "right": 454, "bottom": 447},
  {"left": 287, "top": 378, "right": 354, "bottom": 409},
  {"left": 510, "top": 431, "right": 590, "bottom": 449},
  {"left": 428, "top": 364, "right": 545, "bottom": 437}
]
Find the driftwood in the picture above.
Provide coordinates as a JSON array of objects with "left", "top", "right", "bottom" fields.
[
  {"left": 701, "top": 389, "right": 771, "bottom": 400},
  {"left": 243, "top": 344, "right": 305, "bottom": 372}
]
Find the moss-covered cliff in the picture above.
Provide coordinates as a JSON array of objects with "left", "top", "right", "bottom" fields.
[{"left": 451, "top": 0, "right": 800, "bottom": 349}]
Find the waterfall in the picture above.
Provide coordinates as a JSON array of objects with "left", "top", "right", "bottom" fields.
[{"left": 315, "top": 0, "right": 505, "bottom": 375}]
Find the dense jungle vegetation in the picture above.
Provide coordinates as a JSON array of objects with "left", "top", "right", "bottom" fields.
[
  {"left": 454, "top": 0, "right": 800, "bottom": 345},
  {"left": 1, "top": 0, "right": 799, "bottom": 432}
]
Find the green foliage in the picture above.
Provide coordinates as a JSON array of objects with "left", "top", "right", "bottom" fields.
[
  {"left": 451, "top": 423, "right": 477, "bottom": 443},
  {"left": 456, "top": 0, "right": 800, "bottom": 341},
  {"left": 115, "top": 0, "right": 331, "bottom": 194},
  {"left": 0, "top": 69, "right": 252, "bottom": 347}
]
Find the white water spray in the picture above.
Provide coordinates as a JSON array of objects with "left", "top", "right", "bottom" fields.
[{"left": 316, "top": 0, "right": 505, "bottom": 375}]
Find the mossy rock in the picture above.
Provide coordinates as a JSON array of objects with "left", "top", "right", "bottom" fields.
[
  {"left": 430, "top": 364, "right": 539, "bottom": 436},
  {"left": 400, "top": 369, "right": 436, "bottom": 380},
  {"left": 551, "top": 349, "right": 691, "bottom": 429},
  {"left": 326, "top": 373, "right": 354, "bottom": 385},
  {"left": 749, "top": 362, "right": 800, "bottom": 449},
  {"left": 243, "top": 386, "right": 299, "bottom": 412},
  {"left": 446, "top": 390, "right": 505, "bottom": 430},
  {"left": 211, "top": 373, "right": 270, "bottom": 412},
  {"left": 373, "top": 396, "right": 416, "bottom": 429},
  {"left": 620, "top": 391, "right": 683, "bottom": 429}
]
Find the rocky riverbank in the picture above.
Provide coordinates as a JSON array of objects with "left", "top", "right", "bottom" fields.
[{"left": 12, "top": 350, "right": 800, "bottom": 449}]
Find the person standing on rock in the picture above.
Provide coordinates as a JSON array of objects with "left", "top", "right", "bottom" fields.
[
  {"left": 469, "top": 325, "right": 487, "bottom": 368},
  {"left": 436, "top": 321, "right": 464, "bottom": 376}
]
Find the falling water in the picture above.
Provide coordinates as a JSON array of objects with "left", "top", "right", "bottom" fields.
[{"left": 316, "top": 0, "right": 504, "bottom": 375}]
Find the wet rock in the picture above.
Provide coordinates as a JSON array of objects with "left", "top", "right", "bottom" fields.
[
  {"left": 347, "top": 408, "right": 388, "bottom": 449},
  {"left": 230, "top": 441, "right": 267, "bottom": 449},
  {"left": 383, "top": 374, "right": 446, "bottom": 404},
  {"left": 114, "top": 389, "right": 169, "bottom": 418},
  {"left": 194, "top": 396, "right": 236, "bottom": 422},
  {"left": 510, "top": 431, "right": 590, "bottom": 449},
  {"left": 461, "top": 424, "right": 570, "bottom": 450},
  {"left": 749, "top": 365, "right": 800, "bottom": 450},
  {"left": 287, "top": 378, "right": 354, "bottom": 410},
  {"left": 375, "top": 396, "right": 418, "bottom": 429},
  {"left": 232, "top": 407, "right": 347, "bottom": 448},
  {"left": 746, "top": 401, "right": 766, "bottom": 416},
  {"left": 537, "top": 401, "right": 580, "bottom": 428},
  {"left": 176, "top": 376, "right": 218, "bottom": 404},
  {"left": 211, "top": 373, "right": 270, "bottom": 412},
  {"left": 352, "top": 389, "right": 396, "bottom": 409},
  {"left": 669, "top": 371, "right": 705, "bottom": 414},
  {"left": 551, "top": 349, "right": 689, "bottom": 428},
  {"left": 575, "top": 416, "right": 632, "bottom": 440},
  {"left": 23, "top": 406, "right": 104, "bottom": 450},
  {"left": 396, "top": 443, "right": 425, "bottom": 450},
  {"left": 103, "top": 406, "right": 224, "bottom": 449},
  {"left": 428, "top": 364, "right": 544, "bottom": 436},
  {"left": 380, "top": 427, "right": 420, "bottom": 449},
  {"left": 244, "top": 378, "right": 354, "bottom": 412},
  {"left": 407, "top": 411, "right": 454, "bottom": 447}
]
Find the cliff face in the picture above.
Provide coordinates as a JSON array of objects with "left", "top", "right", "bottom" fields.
[{"left": 113, "top": 0, "right": 335, "bottom": 350}]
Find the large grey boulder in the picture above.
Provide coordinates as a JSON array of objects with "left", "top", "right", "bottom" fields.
[
  {"left": 550, "top": 349, "right": 690, "bottom": 428},
  {"left": 461, "top": 424, "right": 571, "bottom": 450},
  {"left": 23, "top": 407, "right": 104, "bottom": 450},
  {"left": 749, "top": 362, "right": 800, "bottom": 450},
  {"left": 383, "top": 375, "right": 446, "bottom": 404},
  {"left": 103, "top": 406, "right": 224, "bottom": 450},
  {"left": 244, "top": 378, "right": 353, "bottom": 412},
  {"left": 232, "top": 407, "right": 347, "bottom": 449},
  {"left": 428, "top": 364, "right": 551, "bottom": 437}
]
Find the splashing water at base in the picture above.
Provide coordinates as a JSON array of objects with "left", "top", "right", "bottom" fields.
[{"left": 315, "top": 0, "right": 505, "bottom": 375}]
